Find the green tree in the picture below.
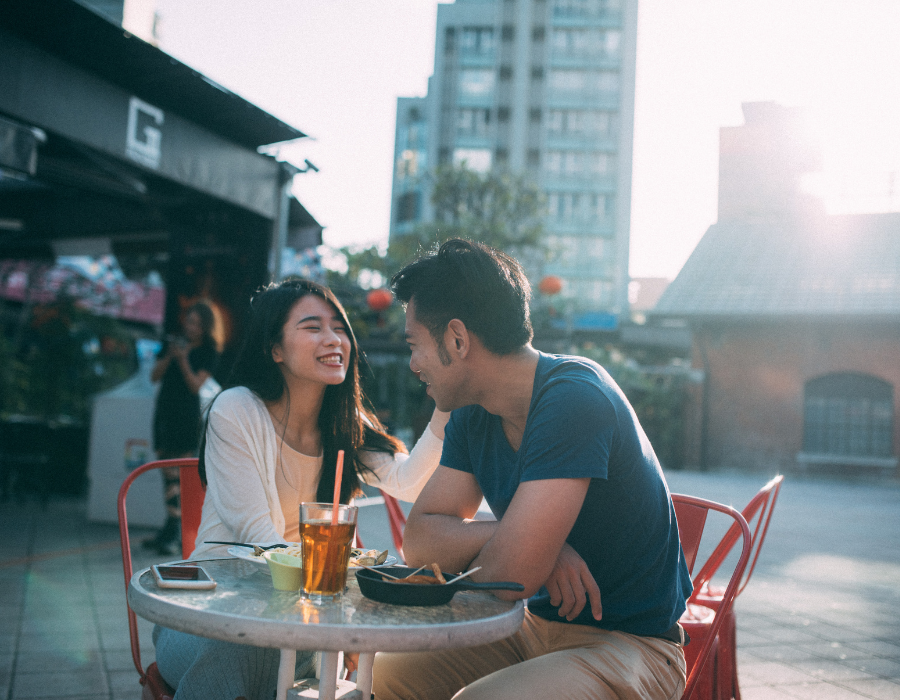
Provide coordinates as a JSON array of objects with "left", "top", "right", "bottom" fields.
[{"left": 334, "top": 163, "right": 547, "bottom": 291}]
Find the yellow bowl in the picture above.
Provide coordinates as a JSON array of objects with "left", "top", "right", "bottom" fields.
[{"left": 266, "top": 551, "right": 303, "bottom": 591}]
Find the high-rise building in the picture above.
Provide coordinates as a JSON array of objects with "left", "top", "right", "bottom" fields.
[{"left": 389, "top": 0, "right": 638, "bottom": 318}]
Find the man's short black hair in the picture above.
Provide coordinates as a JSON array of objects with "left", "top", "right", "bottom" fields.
[{"left": 391, "top": 239, "right": 533, "bottom": 355}]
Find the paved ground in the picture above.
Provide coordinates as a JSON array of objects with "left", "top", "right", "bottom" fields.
[{"left": 0, "top": 469, "right": 898, "bottom": 700}]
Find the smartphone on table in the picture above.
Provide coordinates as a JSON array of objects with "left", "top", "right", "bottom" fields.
[{"left": 152, "top": 563, "right": 216, "bottom": 590}]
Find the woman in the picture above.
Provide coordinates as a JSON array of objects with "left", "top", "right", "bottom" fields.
[
  {"left": 153, "top": 279, "right": 448, "bottom": 700},
  {"left": 144, "top": 301, "right": 218, "bottom": 555}
]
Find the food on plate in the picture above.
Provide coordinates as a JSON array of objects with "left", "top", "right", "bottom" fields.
[
  {"left": 350, "top": 548, "right": 389, "bottom": 567},
  {"left": 401, "top": 575, "right": 440, "bottom": 585},
  {"left": 385, "top": 563, "right": 446, "bottom": 585},
  {"left": 430, "top": 562, "right": 447, "bottom": 584},
  {"left": 251, "top": 545, "right": 389, "bottom": 568}
]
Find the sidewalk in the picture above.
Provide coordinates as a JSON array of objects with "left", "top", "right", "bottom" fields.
[{"left": 1, "top": 470, "right": 898, "bottom": 700}]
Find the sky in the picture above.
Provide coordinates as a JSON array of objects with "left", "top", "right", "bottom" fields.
[{"left": 151, "top": 0, "right": 900, "bottom": 281}]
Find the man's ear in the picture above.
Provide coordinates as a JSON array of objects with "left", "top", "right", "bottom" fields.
[{"left": 446, "top": 319, "right": 469, "bottom": 359}]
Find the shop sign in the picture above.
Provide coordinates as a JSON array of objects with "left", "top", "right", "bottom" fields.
[{"left": 126, "top": 96, "right": 164, "bottom": 169}]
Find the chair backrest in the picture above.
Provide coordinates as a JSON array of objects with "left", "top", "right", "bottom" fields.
[
  {"left": 178, "top": 463, "right": 206, "bottom": 558},
  {"left": 117, "top": 458, "right": 202, "bottom": 679},
  {"left": 691, "top": 475, "right": 783, "bottom": 597},
  {"left": 672, "top": 493, "right": 751, "bottom": 700},
  {"left": 381, "top": 490, "right": 408, "bottom": 561},
  {"left": 352, "top": 490, "right": 409, "bottom": 562}
]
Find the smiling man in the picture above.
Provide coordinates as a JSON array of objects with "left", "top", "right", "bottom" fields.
[{"left": 372, "top": 240, "right": 692, "bottom": 700}]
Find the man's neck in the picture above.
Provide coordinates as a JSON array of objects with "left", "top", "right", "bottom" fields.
[{"left": 473, "top": 346, "right": 540, "bottom": 448}]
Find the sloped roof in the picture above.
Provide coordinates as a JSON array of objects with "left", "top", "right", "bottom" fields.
[
  {"left": 653, "top": 212, "right": 900, "bottom": 318},
  {"left": 1, "top": 0, "right": 305, "bottom": 149}
]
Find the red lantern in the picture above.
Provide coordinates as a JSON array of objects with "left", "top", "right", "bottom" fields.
[
  {"left": 366, "top": 288, "right": 393, "bottom": 312},
  {"left": 538, "top": 275, "right": 563, "bottom": 296}
]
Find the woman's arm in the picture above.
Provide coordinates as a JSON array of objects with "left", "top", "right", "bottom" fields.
[
  {"left": 359, "top": 408, "right": 449, "bottom": 502},
  {"left": 203, "top": 399, "right": 283, "bottom": 543},
  {"left": 173, "top": 344, "right": 211, "bottom": 394},
  {"left": 150, "top": 345, "right": 173, "bottom": 383}
]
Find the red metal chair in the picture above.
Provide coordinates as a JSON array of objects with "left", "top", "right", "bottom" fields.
[
  {"left": 689, "top": 475, "right": 784, "bottom": 700},
  {"left": 672, "top": 494, "right": 752, "bottom": 700},
  {"left": 118, "top": 458, "right": 204, "bottom": 700},
  {"left": 352, "top": 490, "right": 408, "bottom": 561},
  {"left": 380, "top": 490, "right": 408, "bottom": 560}
]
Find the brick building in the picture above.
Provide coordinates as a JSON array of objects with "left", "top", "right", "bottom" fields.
[{"left": 653, "top": 104, "right": 900, "bottom": 474}]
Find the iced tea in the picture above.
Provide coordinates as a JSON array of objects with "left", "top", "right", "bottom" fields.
[{"left": 298, "top": 503, "right": 358, "bottom": 602}]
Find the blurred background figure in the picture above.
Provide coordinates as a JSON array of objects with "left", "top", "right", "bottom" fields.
[{"left": 144, "top": 301, "right": 219, "bottom": 555}]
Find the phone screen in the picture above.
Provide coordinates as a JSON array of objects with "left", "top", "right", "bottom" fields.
[{"left": 157, "top": 566, "right": 207, "bottom": 581}]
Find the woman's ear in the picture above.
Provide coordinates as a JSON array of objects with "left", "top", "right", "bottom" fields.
[{"left": 271, "top": 343, "right": 283, "bottom": 364}]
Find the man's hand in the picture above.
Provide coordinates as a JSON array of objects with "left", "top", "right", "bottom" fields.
[{"left": 544, "top": 542, "right": 602, "bottom": 622}]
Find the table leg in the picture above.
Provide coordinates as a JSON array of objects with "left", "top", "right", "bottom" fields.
[
  {"left": 356, "top": 653, "right": 375, "bottom": 699},
  {"left": 318, "top": 651, "right": 340, "bottom": 700},
  {"left": 277, "top": 648, "right": 296, "bottom": 700}
]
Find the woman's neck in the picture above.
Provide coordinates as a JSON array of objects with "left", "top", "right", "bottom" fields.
[{"left": 266, "top": 381, "right": 326, "bottom": 456}]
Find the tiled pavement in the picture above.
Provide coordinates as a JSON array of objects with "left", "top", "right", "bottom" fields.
[{"left": 1, "top": 469, "right": 898, "bottom": 700}]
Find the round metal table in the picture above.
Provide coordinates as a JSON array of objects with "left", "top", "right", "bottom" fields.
[{"left": 128, "top": 558, "right": 525, "bottom": 700}]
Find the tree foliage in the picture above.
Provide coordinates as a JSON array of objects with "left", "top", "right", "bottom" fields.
[{"left": 335, "top": 164, "right": 547, "bottom": 290}]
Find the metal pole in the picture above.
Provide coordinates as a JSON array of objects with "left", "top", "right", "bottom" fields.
[{"left": 269, "top": 163, "right": 296, "bottom": 282}]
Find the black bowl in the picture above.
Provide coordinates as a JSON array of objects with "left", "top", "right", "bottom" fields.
[{"left": 355, "top": 566, "right": 524, "bottom": 607}]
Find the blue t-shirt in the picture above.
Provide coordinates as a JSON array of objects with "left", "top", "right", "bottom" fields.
[{"left": 441, "top": 353, "right": 693, "bottom": 635}]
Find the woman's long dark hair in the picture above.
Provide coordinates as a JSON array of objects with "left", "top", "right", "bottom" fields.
[{"left": 199, "top": 278, "right": 404, "bottom": 503}]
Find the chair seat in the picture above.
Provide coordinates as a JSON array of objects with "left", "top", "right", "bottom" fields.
[{"left": 141, "top": 662, "right": 175, "bottom": 700}]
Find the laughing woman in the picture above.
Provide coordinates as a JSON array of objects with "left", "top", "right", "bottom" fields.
[{"left": 153, "top": 279, "right": 448, "bottom": 700}]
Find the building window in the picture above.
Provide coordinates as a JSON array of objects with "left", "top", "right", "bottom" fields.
[
  {"left": 529, "top": 108, "right": 542, "bottom": 123},
  {"left": 803, "top": 372, "right": 894, "bottom": 458},
  {"left": 531, "top": 67, "right": 544, "bottom": 80},
  {"left": 532, "top": 26, "right": 546, "bottom": 42},
  {"left": 551, "top": 29, "right": 621, "bottom": 59},
  {"left": 547, "top": 191, "right": 610, "bottom": 223},
  {"left": 502, "top": 25, "right": 515, "bottom": 41},
  {"left": 457, "top": 108, "right": 492, "bottom": 137},
  {"left": 498, "top": 106, "right": 511, "bottom": 122},
  {"left": 459, "top": 68, "right": 496, "bottom": 97},
  {"left": 547, "top": 110, "right": 614, "bottom": 137},
  {"left": 396, "top": 192, "right": 421, "bottom": 224},
  {"left": 445, "top": 27, "right": 455, "bottom": 53},
  {"left": 453, "top": 148, "right": 492, "bottom": 172},
  {"left": 396, "top": 149, "right": 426, "bottom": 180},
  {"left": 548, "top": 70, "right": 619, "bottom": 95},
  {"left": 545, "top": 150, "right": 615, "bottom": 177},
  {"left": 500, "top": 65, "right": 514, "bottom": 80},
  {"left": 552, "top": 0, "right": 623, "bottom": 19},
  {"left": 460, "top": 27, "right": 495, "bottom": 56}
]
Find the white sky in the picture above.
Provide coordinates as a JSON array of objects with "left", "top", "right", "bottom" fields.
[{"left": 152, "top": 0, "right": 900, "bottom": 280}]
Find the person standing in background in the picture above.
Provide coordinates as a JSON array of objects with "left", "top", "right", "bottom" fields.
[{"left": 144, "top": 301, "right": 219, "bottom": 555}]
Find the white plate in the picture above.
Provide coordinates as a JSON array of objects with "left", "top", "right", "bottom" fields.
[{"left": 226, "top": 545, "right": 397, "bottom": 571}]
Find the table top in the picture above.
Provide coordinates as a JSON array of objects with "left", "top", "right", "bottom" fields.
[{"left": 128, "top": 558, "right": 524, "bottom": 652}]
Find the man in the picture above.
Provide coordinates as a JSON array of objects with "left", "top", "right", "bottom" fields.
[{"left": 373, "top": 240, "right": 692, "bottom": 700}]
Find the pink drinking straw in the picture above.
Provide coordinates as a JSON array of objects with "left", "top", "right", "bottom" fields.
[{"left": 331, "top": 449, "right": 344, "bottom": 525}]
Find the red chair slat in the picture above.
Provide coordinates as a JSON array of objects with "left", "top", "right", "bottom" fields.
[
  {"left": 118, "top": 458, "right": 201, "bottom": 699},
  {"left": 672, "top": 493, "right": 752, "bottom": 700}
]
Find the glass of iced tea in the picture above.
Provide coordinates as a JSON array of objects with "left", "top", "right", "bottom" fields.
[{"left": 298, "top": 502, "right": 358, "bottom": 603}]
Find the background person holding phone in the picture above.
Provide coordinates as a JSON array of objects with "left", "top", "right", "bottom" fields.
[
  {"left": 152, "top": 279, "right": 449, "bottom": 700},
  {"left": 144, "top": 301, "right": 219, "bottom": 555}
]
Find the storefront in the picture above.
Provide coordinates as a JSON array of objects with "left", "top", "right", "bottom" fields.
[{"left": 0, "top": 0, "right": 322, "bottom": 497}]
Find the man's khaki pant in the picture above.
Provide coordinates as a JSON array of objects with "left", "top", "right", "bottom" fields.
[{"left": 373, "top": 611, "right": 686, "bottom": 700}]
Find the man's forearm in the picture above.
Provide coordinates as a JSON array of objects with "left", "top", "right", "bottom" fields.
[{"left": 403, "top": 513, "right": 498, "bottom": 573}]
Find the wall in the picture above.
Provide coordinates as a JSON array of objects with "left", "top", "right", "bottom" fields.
[{"left": 685, "top": 320, "right": 900, "bottom": 472}]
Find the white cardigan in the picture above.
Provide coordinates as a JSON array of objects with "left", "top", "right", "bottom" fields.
[{"left": 191, "top": 386, "right": 443, "bottom": 559}]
